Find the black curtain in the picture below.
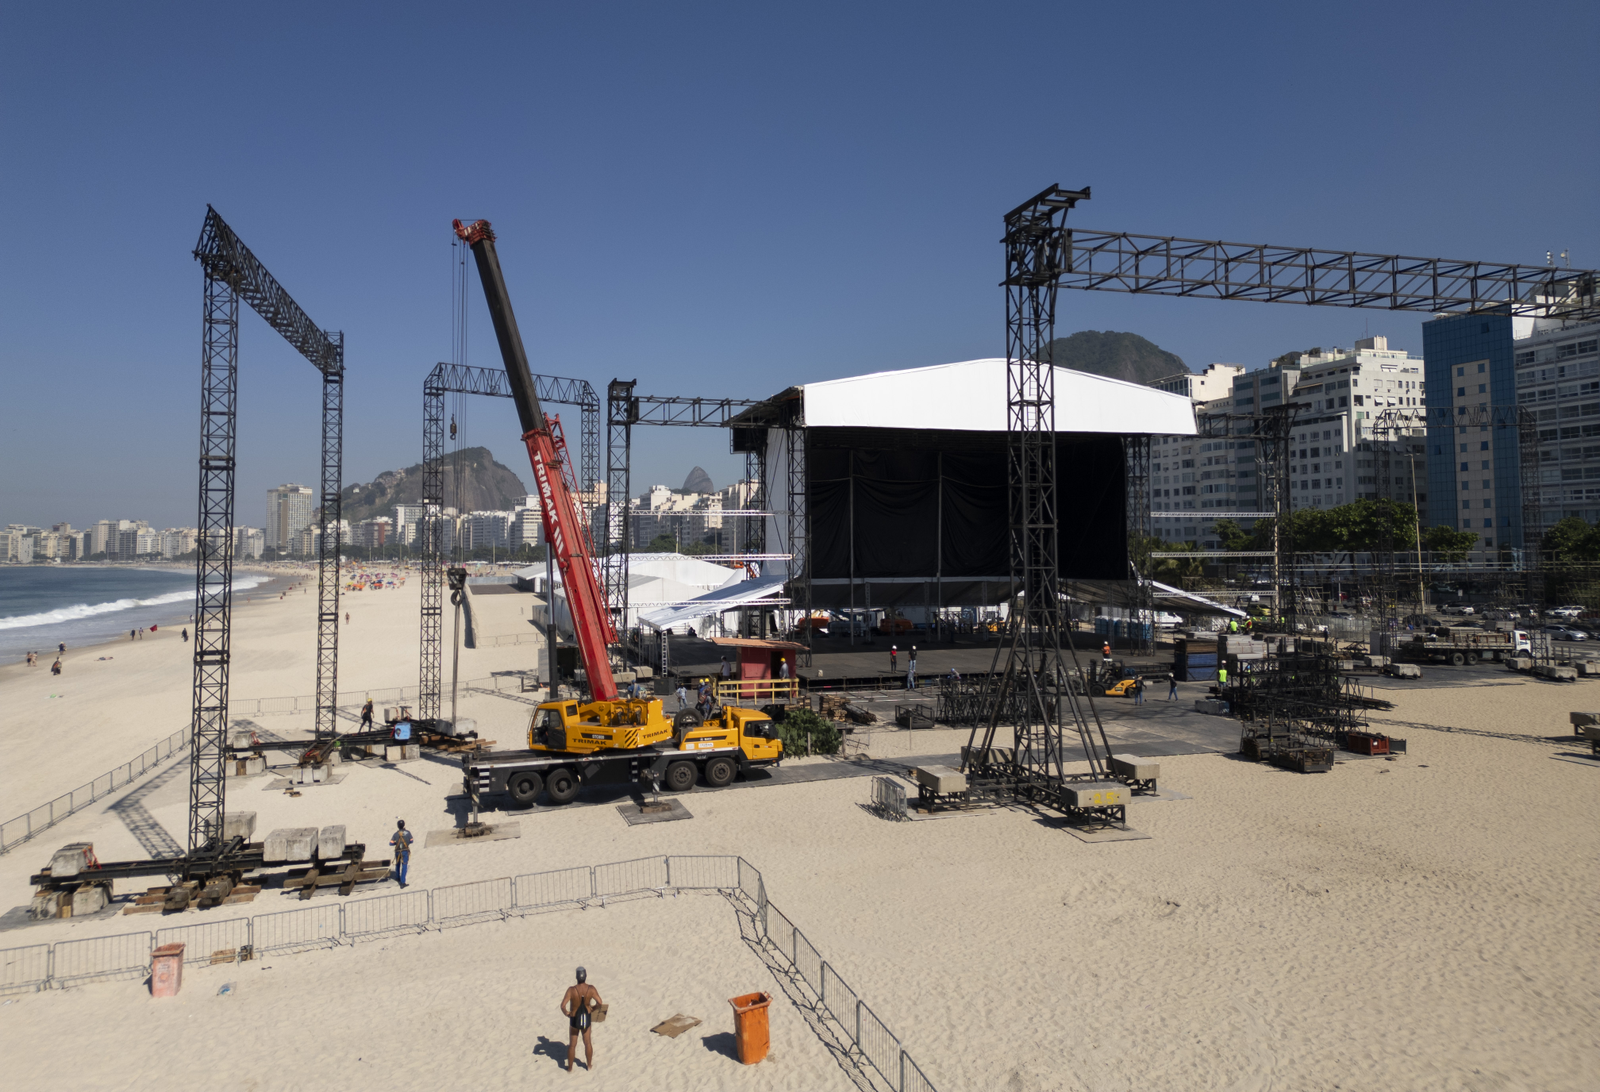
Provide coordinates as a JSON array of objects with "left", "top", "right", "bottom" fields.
[{"left": 807, "top": 428, "right": 1125, "bottom": 581}]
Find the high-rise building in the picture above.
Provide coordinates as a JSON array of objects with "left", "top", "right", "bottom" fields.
[
  {"left": 1424, "top": 306, "right": 1600, "bottom": 553},
  {"left": 266, "top": 484, "right": 315, "bottom": 552}
]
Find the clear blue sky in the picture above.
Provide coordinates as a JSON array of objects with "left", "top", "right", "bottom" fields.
[{"left": 3, "top": 1, "right": 1595, "bottom": 530}]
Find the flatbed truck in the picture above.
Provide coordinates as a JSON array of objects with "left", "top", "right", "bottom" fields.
[
  {"left": 463, "top": 702, "right": 783, "bottom": 807},
  {"left": 1394, "top": 625, "right": 1529, "bottom": 666}
]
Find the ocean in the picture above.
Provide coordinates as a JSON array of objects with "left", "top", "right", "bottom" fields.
[{"left": 0, "top": 566, "right": 274, "bottom": 661}]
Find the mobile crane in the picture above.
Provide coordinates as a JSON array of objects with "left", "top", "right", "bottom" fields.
[{"left": 452, "top": 220, "right": 783, "bottom": 807}]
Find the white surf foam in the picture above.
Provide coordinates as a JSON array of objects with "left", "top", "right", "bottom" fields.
[{"left": 0, "top": 574, "right": 272, "bottom": 631}]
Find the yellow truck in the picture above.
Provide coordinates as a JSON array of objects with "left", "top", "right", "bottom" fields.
[{"left": 463, "top": 697, "right": 783, "bottom": 807}]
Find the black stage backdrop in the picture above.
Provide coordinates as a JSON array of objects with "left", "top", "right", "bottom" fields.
[{"left": 807, "top": 427, "right": 1126, "bottom": 582}]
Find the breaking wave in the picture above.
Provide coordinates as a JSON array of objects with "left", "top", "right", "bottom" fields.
[{"left": 0, "top": 574, "right": 272, "bottom": 631}]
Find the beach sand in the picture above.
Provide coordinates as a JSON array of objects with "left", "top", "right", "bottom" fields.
[{"left": 1, "top": 585, "right": 1597, "bottom": 1091}]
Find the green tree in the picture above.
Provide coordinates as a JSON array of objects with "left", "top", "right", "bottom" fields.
[
  {"left": 1542, "top": 516, "right": 1600, "bottom": 563},
  {"left": 1212, "top": 519, "right": 1255, "bottom": 552},
  {"left": 1421, "top": 524, "right": 1478, "bottom": 563},
  {"left": 777, "top": 707, "right": 841, "bottom": 757},
  {"left": 1146, "top": 539, "right": 1204, "bottom": 583}
]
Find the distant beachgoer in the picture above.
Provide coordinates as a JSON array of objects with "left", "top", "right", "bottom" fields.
[
  {"left": 26, "top": 651, "right": 37, "bottom": 668},
  {"left": 389, "top": 820, "right": 413, "bottom": 887},
  {"left": 360, "top": 698, "right": 375, "bottom": 730},
  {"left": 58, "top": 643, "right": 66, "bottom": 655},
  {"left": 561, "top": 967, "right": 603, "bottom": 1072},
  {"left": 181, "top": 628, "right": 189, "bottom": 643},
  {"left": 130, "top": 629, "right": 137, "bottom": 641},
  {"left": 51, "top": 659, "right": 62, "bottom": 676}
]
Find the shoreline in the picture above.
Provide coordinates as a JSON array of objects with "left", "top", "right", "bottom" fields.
[{"left": 0, "top": 568, "right": 300, "bottom": 665}]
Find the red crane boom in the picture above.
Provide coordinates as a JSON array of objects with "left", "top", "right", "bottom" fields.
[{"left": 452, "top": 219, "right": 618, "bottom": 701}]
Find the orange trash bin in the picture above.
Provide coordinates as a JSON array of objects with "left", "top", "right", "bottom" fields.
[
  {"left": 150, "top": 943, "right": 185, "bottom": 997},
  {"left": 728, "top": 991, "right": 772, "bottom": 1064}
]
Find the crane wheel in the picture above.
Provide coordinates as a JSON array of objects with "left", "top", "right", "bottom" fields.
[
  {"left": 545, "top": 768, "right": 580, "bottom": 805},
  {"left": 673, "top": 708, "right": 703, "bottom": 730},
  {"left": 704, "top": 756, "right": 736, "bottom": 788},
  {"left": 507, "top": 771, "right": 544, "bottom": 807},
  {"left": 664, "top": 761, "right": 696, "bottom": 793}
]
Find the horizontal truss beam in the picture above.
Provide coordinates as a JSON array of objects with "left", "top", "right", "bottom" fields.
[{"left": 1052, "top": 228, "right": 1600, "bottom": 320}]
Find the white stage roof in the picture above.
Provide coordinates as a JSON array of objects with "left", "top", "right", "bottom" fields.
[
  {"left": 800, "top": 358, "right": 1196, "bottom": 436},
  {"left": 638, "top": 575, "right": 788, "bottom": 630}
]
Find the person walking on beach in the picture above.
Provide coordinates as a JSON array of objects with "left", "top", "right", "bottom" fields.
[
  {"left": 561, "top": 967, "right": 603, "bottom": 1073},
  {"left": 345, "top": 611, "right": 350, "bottom": 625},
  {"left": 51, "top": 658, "right": 62, "bottom": 676},
  {"left": 1166, "top": 671, "right": 1178, "bottom": 701},
  {"left": 181, "top": 628, "right": 188, "bottom": 643},
  {"left": 130, "top": 629, "right": 137, "bottom": 641},
  {"left": 360, "top": 698, "right": 375, "bottom": 730},
  {"left": 26, "top": 651, "right": 37, "bottom": 668},
  {"left": 58, "top": 642, "right": 65, "bottom": 655},
  {"left": 389, "top": 820, "right": 413, "bottom": 887}
]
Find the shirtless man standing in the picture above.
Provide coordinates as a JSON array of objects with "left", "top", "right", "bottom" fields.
[{"left": 560, "top": 967, "right": 603, "bottom": 1072}]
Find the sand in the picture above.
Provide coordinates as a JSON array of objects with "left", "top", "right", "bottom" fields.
[{"left": 1, "top": 582, "right": 1598, "bottom": 1091}]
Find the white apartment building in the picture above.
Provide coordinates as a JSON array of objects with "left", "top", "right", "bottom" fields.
[
  {"left": 1147, "top": 337, "right": 1426, "bottom": 545},
  {"left": 0, "top": 531, "right": 35, "bottom": 563},
  {"left": 266, "top": 484, "right": 315, "bottom": 551},
  {"left": 352, "top": 517, "right": 393, "bottom": 550},
  {"left": 1282, "top": 337, "right": 1428, "bottom": 512},
  {"left": 161, "top": 528, "right": 199, "bottom": 558},
  {"left": 1152, "top": 362, "right": 1246, "bottom": 402},
  {"left": 1516, "top": 315, "right": 1600, "bottom": 529}
]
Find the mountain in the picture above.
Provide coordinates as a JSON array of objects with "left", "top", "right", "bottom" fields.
[
  {"left": 1042, "top": 330, "right": 1187, "bottom": 386},
  {"left": 334, "top": 446, "right": 530, "bottom": 523},
  {"left": 682, "top": 466, "right": 715, "bottom": 494}
]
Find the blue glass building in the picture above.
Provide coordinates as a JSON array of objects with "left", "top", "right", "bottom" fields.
[{"left": 1422, "top": 312, "right": 1519, "bottom": 551}]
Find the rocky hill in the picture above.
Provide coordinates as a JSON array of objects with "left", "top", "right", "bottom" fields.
[
  {"left": 1044, "top": 330, "right": 1187, "bottom": 386},
  {"left": 682, "top": 466, "right": 715, "bottom": 494},
  {"left": 335, "top": 446, "right": 530, "bottom": 523}
]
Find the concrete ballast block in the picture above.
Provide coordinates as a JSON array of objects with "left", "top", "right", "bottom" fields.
[
  {"left": 386, "top": 743, "right": 420, "bottom": 762},
  {"left": 316, "top": 825, "right": 347, "bottom": 859},
  {"left": 222, "top": 812, "right": 257, "bottom": 842},
  {"left": 263, "top": 827, "right": 319, "bottom": 863},
  {"left": 1570, "top": 711, "right": 1600, "bottom": 727},
  {"left": 49, "top": 843, "right": 94, "bottom": 878},
  {"left": 226, "top": 727, "right": 255, "bottom": 749},
  {"left": 912, "top": 765, "right": 967, "bottom": 794},
  {"left": 1110, "top": 754, "right": 1160, "bottom": 781},
  {"left": 28, "top": 892, "right": 62, "bottom": 920},
  {"left": 1065, "top": 781, "right": 1129, "bottom": 808},
  {"left": 71, "top": 883, "right": 109, "bottom": 915}
]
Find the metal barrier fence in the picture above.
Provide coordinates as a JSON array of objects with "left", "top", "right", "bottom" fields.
[
  {"left": 0, "top": 856, "right": 941, "bottom": 1090},
  {"left": 870, "top": 776, "right": 910, "bottom": 821},
  {"left": 0, "top": 728, "right": 189, "bottom": 855}
]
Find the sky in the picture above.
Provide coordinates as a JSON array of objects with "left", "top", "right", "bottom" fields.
[{"left": 2, "top": 1, "right": 1596, "bottom": 530}]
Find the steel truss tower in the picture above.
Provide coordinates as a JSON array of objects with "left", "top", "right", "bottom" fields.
[
  {"left": 964, "top": 185, "right": 1123, "bottom": 823},
  {"left": 191, "top": 207, "right": 343, "bottom": 865},
  {"left": 418, "top": 363, "right": 598, "bottom": 724},
  {"left": 602, "top": 385, "right": 761, "bottom": 653}
]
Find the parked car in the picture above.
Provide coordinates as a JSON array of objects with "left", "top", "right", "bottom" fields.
[
  {"left": 1545, "top": 625, "right": 1587, "bottom": 641},
  {"left": 1547, "top": 605, "right": 1584, "bottom": 619}
]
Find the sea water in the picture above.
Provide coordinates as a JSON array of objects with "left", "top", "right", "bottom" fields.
[{"left": 0, "top": 566, "right": 272, "bottom": 661}]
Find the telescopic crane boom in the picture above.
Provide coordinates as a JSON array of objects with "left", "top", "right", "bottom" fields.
[{"left": 453, "top": 219, "right": 619, "bottom": 701}]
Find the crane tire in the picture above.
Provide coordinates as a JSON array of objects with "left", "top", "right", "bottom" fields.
[
  {"left": 664, "top": 761, "right": 696, "bottom": 793},
  {"left": 673, "top": 708, "right": 703, "bottom": 730},
  {"left": 704, "top": 756, "right": 736, "bottom": 788},
  {"left": 545, "top": 768, "right": 580, "bottom": 805},
  {"left": 507, "top": 771, "right": 544, "bottom": 807}
]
